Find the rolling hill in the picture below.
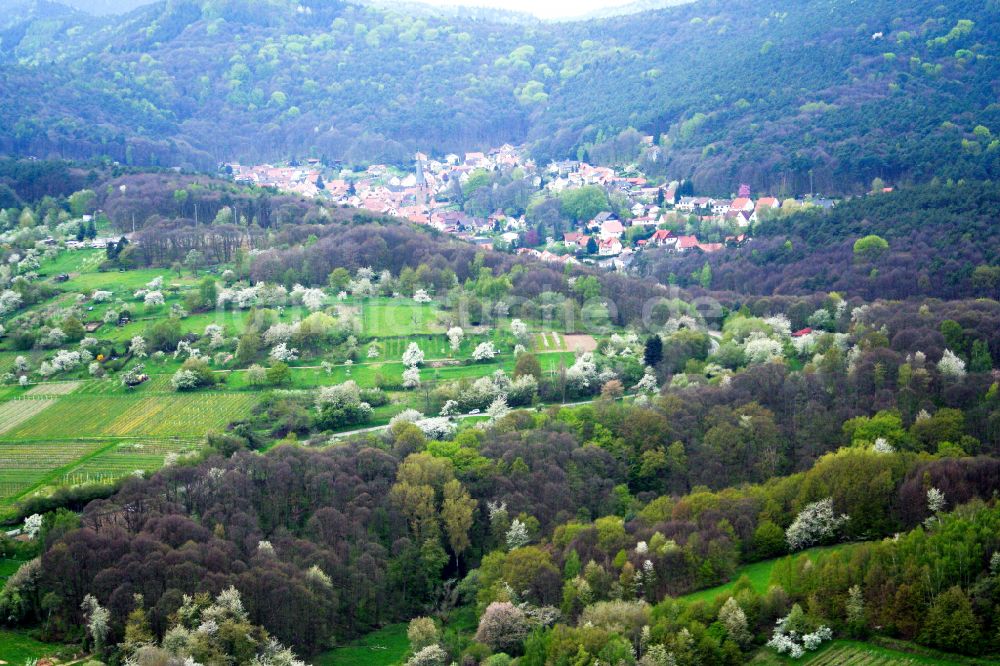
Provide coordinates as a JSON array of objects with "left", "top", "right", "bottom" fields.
[{"left": 0, "top": 0, "right": 997, "bottom": 194}]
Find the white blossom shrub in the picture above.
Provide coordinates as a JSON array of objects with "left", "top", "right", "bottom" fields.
[
  {"left": 144, "top": 290, "right": 165, "bottom": 307},
  {"left": 473, "top": 341, "right": 497, "bottom": 361},
  {"left": 566, "top": 352, "right": 598, "bottom": 390},
  {"left": 367, "top": 343, "right": 380, "bottom": 358},
  {"left": 872, "top": 437, "right": 895, "bottom": 454},
  {"left": 634, "top": 370, "right": 659, "bottom": 394},
  {"left": 447, "top": 326, "right": 464, "bottom": 352},
  {"left": 413, "top": 289, "right": 432, "bottom": 303},
  {"left": 41, "top": 327, "right": 66, "bottom": 348},
  {"left": 0, "top": 290, "right": 22, "bottom": 315},
  {"left": 475, "top": 602, "right": 530, "bottom": 654},
  {"left": 270, "top": 343, "right": 299, "bottom": 362},
  {"left": 402, "top": 365, "right": 421, "bottom": 389},
  {"left": 130, "top": 336, "right": 147, "bottom": 358},
  {"left": 743, "top": 331, "right": 784, "bottom": 364},
  {"left": 405, "top": 644, "right": 447, "bottom": 666},
  {"left": 22, "top": 513, "right": 42, "bottom": 538},
  {"left": 91, "top": 290, "right": 113, "bottom": 302},
  {"left": 765, "top": 607, "right": 832, "bottom": 659},
  {"left": 785, "top": 497, "right": 849, "bottom": 551},
  {"left": 301, "top": 288, "right": 325, "bottom": 311},
  {"left": 414, "top": 417, "right": 457, "bottom": 440},
  {"left": 439, "top": 400, "right": 460, "bottom": 417},
  {"left": 170, "top": 369, "right": 201, "bottom": 391},
  {"left": 511, "top": 318, "right": 528, "bottom": 341},
  {"left": 389, "top": 408, "right": 424, "bottom": 427},
  {"left": 264, "top": 322, "right": 299, "bottom": 345},
  {"left": 147, "top": 276, "right": 164, "bottom": 290}
]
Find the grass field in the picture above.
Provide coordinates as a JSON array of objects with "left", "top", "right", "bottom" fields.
[
  {"left": 362, "top": 300, "right": 442, "bottom": 336},
  {"left": 680, "top": 544, "right": 851, "bottom": 605},
  {"left": 0, "top": 629, "right": 70, "bottom": 663},
  {"left": 314, "top": 623, "right": 409, "bottom": 666}
]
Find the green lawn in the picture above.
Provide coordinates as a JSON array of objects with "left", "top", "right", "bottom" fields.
[
  {"left": 0, "top": 557, "right": 24, "bottom": 578},
  {"left": 313, "top": 623, "right": 409, "bottom": 666},
  {"left": 680, "top": 544, "right": 851, "bottom": 605},
  {"left": 362, "top": 300, "right": 443, "bottom": 337},
  {"left": 0, "top": 629, "right": 70, "bottom": 663}
]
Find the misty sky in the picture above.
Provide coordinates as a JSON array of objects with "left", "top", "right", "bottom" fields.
[{"left": 417, "top": 0, "right": 637, "bottom": 19}]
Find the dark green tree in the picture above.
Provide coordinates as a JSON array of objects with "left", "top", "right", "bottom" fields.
[{"left": 643, "top": 335, "right": 663, "bottom": 368}]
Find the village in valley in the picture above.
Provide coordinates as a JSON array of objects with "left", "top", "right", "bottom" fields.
[{"left": 225, "top": 142, "right": 841, "bottom": 273}]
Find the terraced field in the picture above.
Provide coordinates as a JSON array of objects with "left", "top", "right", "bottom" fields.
[
  {"left": 803, "top": 641, "right": 968, "bottom": 665},
  {"left": 61, "top": 439, "right": 203, "bottom": 485},
  {"left": 0, "top": 398, "right": 56, "bottom": 435},
  {"left": 0, "top": 383, "right": 254, "bottom": 510},
  {"left": 5, "top": 393, "right": 256, "bottom": 439},
  {"left": 0, "top": 440, "right": 106, "bottom": 501}
]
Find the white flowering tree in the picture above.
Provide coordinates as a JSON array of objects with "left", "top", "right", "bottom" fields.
[
  {"left": 413, "top": 289, "right": 432, "bottom": 303},
  {"left": 81, "top": 594, "right": 110, "bottom": 651},
  {"left": 743, "top": 331, "right": 784, "bottom": 364},
  {"left": 0, "top": 290, "right": 21, "bottom": 316},
  {"left": 270, "top": 343, "right": 299, "bottom": 362},
  {"left": 402, "top": 342, "right": 424, "bottom": 367},
  {"left": 414, "top": 416, "right": 457, "bottom": 439},
  {"left": 22, "top": 513, "right": 42, "bottom": 539},
  {"left": 938, "top": 349, "right": 966, "bottom": 380},
  {"left": 447, "top": 326, "right": 464, "bottom": 352},
  {"left": 402, "top": 365, "right": 421, "bottom": 389},
  {"left": 719, "top": 597, "right": 752, "bottom": 646},
  {"left": 766, "top": 605, "right": 832, "bottom": 659},
  {"left": 473, "top": 341, "right": 497, "bottom": 361},
  {"left": 144, "top": 290, "right": 165, "bottom": 307},
  {"left": 91, "top": 290, "right": 113, "bottom": 302},
  {"left": 566, "top": 352, "right": 598, "bottom": 390},
  {"left": 486, "top": 394, "right": 510, "bottom": 424},
  {"left": 294, "top": 288, "right": 323, "bottom": 312},
  {"left": 506, "top": 518, "right": 530, "bottom": 550},
  {"left": 510, "top": 318, "right": 529, "bottom": 342},
  {"left": 634, "top": 369, "right": 659, "bottom": 394},
  {"left": 785, "top": 498, "right": 849, "bottom": 551}
]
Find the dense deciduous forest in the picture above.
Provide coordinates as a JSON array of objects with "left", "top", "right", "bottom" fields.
[
  {"left": 643, "top": 181, "right": 1000, "bottom": 299},
  {"left": 1, "top": 0, "right": 998, "bottom": 192}
]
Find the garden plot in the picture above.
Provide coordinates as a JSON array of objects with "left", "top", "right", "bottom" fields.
[
  {"left": 0, "top": 440, "right": 105, "bottom": 503},
  {"left": 561, "top": 333, "right": 597, "bottom": 352},
  {"left": 62, "top": 439, "right": 203, "bottom": 485},
  {"left": 0, "top": 399, "right": 56, "bottom": 435}
]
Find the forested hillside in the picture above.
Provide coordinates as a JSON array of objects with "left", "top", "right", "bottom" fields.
[
  {"left": 643, "top": 181, "right": 1000, "bottom": 300},
  {"left": 1, "top": 0, "right": 997, "bottom": 193}
]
